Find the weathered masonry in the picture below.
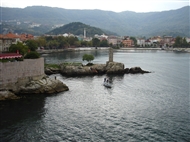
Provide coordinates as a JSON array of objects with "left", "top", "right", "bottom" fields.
[{"left": 0, "top": 58, "right": 44, "bottom": 91}]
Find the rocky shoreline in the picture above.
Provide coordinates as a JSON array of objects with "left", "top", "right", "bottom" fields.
[
  {"left": 0, "top": 76, "right": 69, "bottom": 101},
  {"left": 1, "top": 61, "right": 150, "bottom": 101},
  {"left": 45, "top": 61, "right": 151, "bottom": 76}
]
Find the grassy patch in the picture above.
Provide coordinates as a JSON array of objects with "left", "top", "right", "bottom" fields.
[
  {"left": 60, "top": 62, "right": 83, "bottom": 66},
  {"left": 45, "top": 64, "right": 60, "bottom": 69}
]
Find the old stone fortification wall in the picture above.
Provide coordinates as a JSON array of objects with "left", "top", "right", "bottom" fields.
[{"left": 0, "top": 58, "right": 44, "bottom": 91}]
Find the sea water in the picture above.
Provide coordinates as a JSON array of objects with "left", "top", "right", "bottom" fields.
[{"left": 0, "top": 49, "right": 189, "bottom": 141}]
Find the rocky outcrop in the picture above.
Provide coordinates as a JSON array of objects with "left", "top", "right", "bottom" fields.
[
  {"left": 0, "top": 90, "right": 20, "bottom": 100},
  {"left": 59, "top": 62, "right": 126, "bottom": 76},
  {"left": 57, "top": 62, "right": 150, "bottom": 76},
  {"left": 89, "top": 64, "right": 106, "bottom": 74},
  {"left": 45, "top": 67, "right": 60, "bottom": 75},
  {"left": 0, "top": 76, "right": 69, "bottom": 100},
  {"left": 126, "top": 67, "right": 151, "bottom": 74},
  {"left": 19, "top": 76, "right": 69, "bottom": 95},
  {"left": 106, "top": 62, "right": 125, "bottom": 74},
  {"left": 60, "top": 63, "right": 107, "bottom": 76}
]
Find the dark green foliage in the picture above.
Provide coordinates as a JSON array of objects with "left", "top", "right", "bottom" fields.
[
  {"left": 130, "top": 37, "right": 137, "bottom": 46},
  {"left": 173, "top": 36, "right": 189, "bottom": 48},
  {"left": 24, "top": 51, "right": 40, "bottom": 59},
  {"left": 43, "top": 36, "right": 80, "bottom": 48},
  {"left": 47, "top": 22, "right": 106, "bottom": 37},
  {"left": 82, "top": 54, "right": 94, "bottom": 63},
  {"left": 92, "top": 38, "right": 100, "bottom": 47},
  {"left": 35, "top": 37, "right": 46, "bottom": 47},
  {"left": 100, "top": 40, "right": 109, "bottom": 47},
  {"left": 25, "top": 40, "right": 38, "bottom": 51},
  {"left": 9, "top": 42, "right": 29, "bottom": 56}
]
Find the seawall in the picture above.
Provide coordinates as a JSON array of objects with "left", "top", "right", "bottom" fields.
[{"left": 0, "top": 58, "right": 45, "bottom": 92}]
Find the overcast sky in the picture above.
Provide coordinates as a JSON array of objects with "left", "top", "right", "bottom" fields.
[{"left": 1, "top": 0, "right": 189, "bottom": 12}]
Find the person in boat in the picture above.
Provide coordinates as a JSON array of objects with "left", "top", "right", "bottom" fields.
[{"left": 104, "top": 78, "right": 107, "bottom": 82}]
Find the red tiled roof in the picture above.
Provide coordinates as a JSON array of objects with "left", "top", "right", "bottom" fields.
[
  {"left": 0, "top": 53, "right": 22, "bottom": 59},
  {"left": 0, "top": 32, "right": 34, "bottom": 41},
  {"left": 4, "top": 32, "right": 19, "bottom": 39}
]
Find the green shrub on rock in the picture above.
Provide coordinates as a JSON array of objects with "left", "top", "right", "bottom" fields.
[
  {"left": 24, "top": 51, "right": 40, "bottom": 59},
  {"left": 82, "top": 54, "right": 94, "bottom": 63}
]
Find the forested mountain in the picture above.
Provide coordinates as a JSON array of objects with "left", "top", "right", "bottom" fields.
[
  {"left": 0, "top": 6, "right": 189, "bottom": 37},
  {"left": 47, "top": 22, "right": 115, "bottom": 36}
]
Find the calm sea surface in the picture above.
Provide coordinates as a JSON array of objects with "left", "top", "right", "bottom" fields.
[{"left": 0, "top": 49, "right": 189, "bottom": 142}]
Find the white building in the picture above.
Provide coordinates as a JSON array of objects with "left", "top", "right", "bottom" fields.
[
  {"left": 137, "top": 38, "right": 145, "bottom": 47},
  {"left": 185, "top": 37, "right": 190, "bottom": 43}
]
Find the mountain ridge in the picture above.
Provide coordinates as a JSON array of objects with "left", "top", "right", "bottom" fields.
[{"left": 0, "top": 6, "right": 189, "bottom": 37}]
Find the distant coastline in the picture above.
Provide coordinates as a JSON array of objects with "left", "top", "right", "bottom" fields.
[
  {"left": 37, "top": 47, "right": 190, "bottom": 54},
  {"left": 37, "top": 47, "right": 161, "bottom": 54}
]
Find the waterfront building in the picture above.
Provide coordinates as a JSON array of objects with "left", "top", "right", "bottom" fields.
[
  {"left": 137, "top": 38, "right": 145, "bottom": 47},
  {"left": 122, "top": 36, "right": 134, "bottom": 47},
  {"left": 0, "top": 32, "right": 34, "bottom": 52},
  {"left": 160, "top": 36, "right": 174, "bottom": 47},
  {"left": 107, "top": 36, "right": 119, "bottom": 46}
]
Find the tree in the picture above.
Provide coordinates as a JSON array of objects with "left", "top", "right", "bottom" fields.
[
  {"left": 47, "top": 40, "right": 59, "bottom": 49},
  {"left": 100, "top": 39, "right": 109, "bottom": 47},
  {"left": 25, "top": 40, "right": 38, "bottom": 51},
  {"left": 130, "top": 37, "right": 137, "bottom": 46},
  {"left": 9, "top": 42, "right": 29, "bottom": 56},
  {"left": 74, "top": 41, "right": 81, "bottom": 47},
  {"left": 25, "top": 51, "right": 40, "bottom": 59},
  {"left": 182, "top": 38, "right": 188, "bottom": 47},
  {"left": 82, "top": 54, "right": 94, "bottom": 63},
  {"left": 59, "top": 40, "right": 69, "bottom": 48},
  {"left": 67, "top": 37, "right": 79, "bottom": 47},
  {"left": 35, "top": 37, "right": 46, "bottom": 47},
  {"left": 173, "top": 36, "right": 182, "bottom": 47},
  {"left": 173, "top": 36, "right": 189, "bottom": 48},
  {"left": 81, "top": 41, "right": 88, "bottom": 47},
  {"left": 92, "top": 38, "right": 100, "bottom": 47}
]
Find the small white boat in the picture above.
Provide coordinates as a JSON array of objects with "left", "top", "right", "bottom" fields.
[{"left": 103, "top": 81, "right": 112, "bottom": 88}]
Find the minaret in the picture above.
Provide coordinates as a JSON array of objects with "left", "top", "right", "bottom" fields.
[{"left": 84, "top": 28, "right": 86, "bottom": 38}]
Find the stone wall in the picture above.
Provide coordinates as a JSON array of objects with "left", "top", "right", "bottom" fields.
[{"left": 0, "top": 58, "right": 44, "bottom": 90}]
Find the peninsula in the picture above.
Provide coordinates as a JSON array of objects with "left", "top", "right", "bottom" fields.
[{"left": 45, "top": 48, "right": 150, "bottom": 76}]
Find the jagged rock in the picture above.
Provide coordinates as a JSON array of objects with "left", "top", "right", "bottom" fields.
[
  {"left": 129, "top": 67, "right": 150, "bottom": 74},
  {"left": 45, "top": 67, "right": 60, "bottom": 75},
  {"left": 19, "top": 77, "right": 69, "bottom": 94},
  {"left": 124, "top": 68, "right": 130, "bottom": 73},
  {"left": 92, "top": 64, "right": 106, "bottom": 74},
  {"left": 106, "top": 62, "right": 125, "bottom": 74},
  {"left": 60, "top": 65, "right": 92, "bottom": 76},
  {"left": 0, "top": 90, "right": 20, "bottom": 100}
]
